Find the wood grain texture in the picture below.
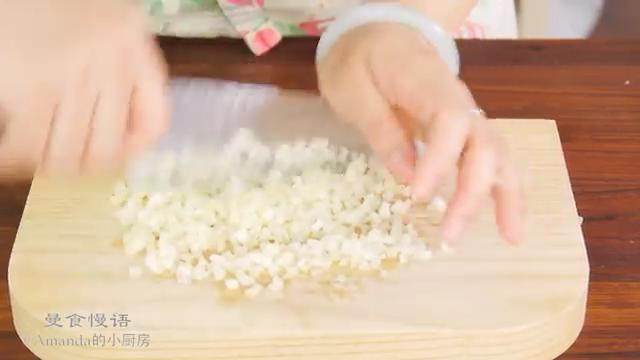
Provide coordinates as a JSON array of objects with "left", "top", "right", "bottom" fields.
[
  {"left": 8, "top": 120, "right": 588, "bottom": 360},
  {"left": 0, "top": 39, "right": 639, "bottom": 359}
]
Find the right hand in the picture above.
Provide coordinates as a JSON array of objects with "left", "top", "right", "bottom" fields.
[
  {"left": 318, "top": 23, "right": 525, "bottom": 244},
  {"left": 0, "top": 0, "right": 169, "bottom": 177}
]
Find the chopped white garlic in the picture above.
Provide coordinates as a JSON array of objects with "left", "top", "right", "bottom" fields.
[
  {"left": 115, "top": 128, "right": 445, "bottom": 298},
  {"left": 176, "top": 263, "right": 193, "bottom": 285},
  {"left": 268, "top": 276, "right": 284, "bottom": 292},
  {"left": 224, "top": 278, "right": 240, "bottom": 290},
  {"left": 122, "top": 225, "right": 153, "bottom": 256},
  {"left": 244, "top": 284, "right": 263, "bottom": 298}
]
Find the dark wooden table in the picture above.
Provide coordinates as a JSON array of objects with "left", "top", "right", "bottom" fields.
[{"left": 1, "top": 38, "right": 639, "bottom": 359}]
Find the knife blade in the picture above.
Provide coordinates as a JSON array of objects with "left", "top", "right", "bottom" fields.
[{"left": 125, "top": 78, "right": 368, "bottom": 191}]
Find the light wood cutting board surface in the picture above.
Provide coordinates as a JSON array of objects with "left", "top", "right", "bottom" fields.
[{"left": 8, "top": 119, "right": 588, "bottom": 359}]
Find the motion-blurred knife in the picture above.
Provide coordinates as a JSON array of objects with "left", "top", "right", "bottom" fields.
[{"left": 125, "top": 78, "right": 367, "bottom": 191}]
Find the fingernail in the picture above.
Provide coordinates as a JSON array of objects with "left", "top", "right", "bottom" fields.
[
  {"left": 505, "top": 228, "right": 523, "bottom": 246},
  {"left": 440, "top": 241, "right": 455, "bottom": 253},
  {"left": 386, "top": 150, "right": 414, "bottom": 184},
  {"left": 411, "top": 182, "right": 430, "bottom": 202}
]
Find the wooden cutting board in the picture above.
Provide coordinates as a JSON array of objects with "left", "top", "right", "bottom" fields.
[{"left": 8, "top": 119, "right": 588, "bottom": 360}]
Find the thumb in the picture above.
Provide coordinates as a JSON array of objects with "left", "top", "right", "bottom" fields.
[
  {"left": 126, "top": 39, "right": 170, "bottom": 156},
  {"left": 325, "top": 71, "right": 416, "bottom": 183}
]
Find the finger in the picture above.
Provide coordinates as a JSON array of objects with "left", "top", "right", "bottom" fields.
[
  {"left": 378, "top": 49, "right": 475, "bottom": 129},
  {"left": 493, "top": 158, "right": 526, "bottom": 245},
  {"left": 379, "top": 52, "right": 476, "bottom": 201},
  {"left": 411, "top": 111, "right": 471, "bottom": 201},
  {"left": 0, "top": 107, "right": 7, "bottom": 142},
  {"left": 125, "top": 39, "right": 170, "bottom": 157},
  {"left": 441, "top": 124, "right": 497, "bottom": 242},
  {"left": 357, "top": 98, "right": 416, "bottom": 184},
  {"left": 325, "top": 69, "right": 416, "bottom": 183},
  {"left": 42, "top": 70, "right": 98, "bottom": 174},
  {"left": 0, "top": 96, "right": 56, "bottom": 174},
  {"left": 82, "top": 81, "right": 132, "bottom": 174}
]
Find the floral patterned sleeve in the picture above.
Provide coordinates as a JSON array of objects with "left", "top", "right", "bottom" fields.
[
  {"left": 216, "top": 1, "right": 282, "bottom": 55},
  {"left": 214, "top": 1, "right": 338, "bottom": 55},
  {"left": 143, "top": 0, "right": 516, "bottom": 56},
  {"left": 144, "top": 0, "right": 236, "bottom": 37}
]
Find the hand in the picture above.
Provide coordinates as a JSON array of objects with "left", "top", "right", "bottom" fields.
[
  {"left": 317, "top": 23, "right": 525, "bottom": 244},
  {"left": 0, "top": 0, "right": 169, "bottom": 177}
]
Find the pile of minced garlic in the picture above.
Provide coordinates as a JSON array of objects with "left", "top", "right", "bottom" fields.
[{"left": 111, "top": 129, "right": 446, "bottom": 298}]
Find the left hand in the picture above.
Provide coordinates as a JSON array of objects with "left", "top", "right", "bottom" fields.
[{"left": 317, "top": 23, "right": 525, "bottom": 244}]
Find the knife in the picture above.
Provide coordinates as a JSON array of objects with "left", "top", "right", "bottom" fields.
[{"left": 125, "top": 78, "right": 369, "bottom": 191}]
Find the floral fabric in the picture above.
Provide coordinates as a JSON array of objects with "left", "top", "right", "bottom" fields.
[{"left": 144, "top": 0, "right": 517, "bottom": 55}]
